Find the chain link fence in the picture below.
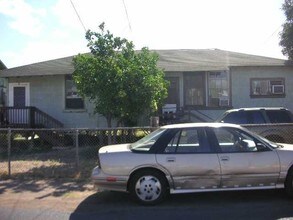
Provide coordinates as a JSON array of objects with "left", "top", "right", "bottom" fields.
[
  {"left": 1, "top": 125, "right": 292, "bottom": 181},
  {"left": 0, "top": 127, "right": 153, "bottom": 180}
]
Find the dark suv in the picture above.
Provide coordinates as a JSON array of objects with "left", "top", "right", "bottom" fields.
[{"left": 217, "top": 107, "right": 293, "bottom": 124}]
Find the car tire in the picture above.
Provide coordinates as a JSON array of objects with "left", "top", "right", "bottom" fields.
[
  {"left": 285, "top": 168, "right": 293, "bottom": 197},
  {"left": 129, "top": 170, "right": 168, "bottom": 205}
]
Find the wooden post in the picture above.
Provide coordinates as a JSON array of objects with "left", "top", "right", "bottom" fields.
[{"left": 29, "top": 107, "right": 35, "bottom": 128}]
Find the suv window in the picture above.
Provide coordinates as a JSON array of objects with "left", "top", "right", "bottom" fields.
[
  {"left": 248, "top": 111, "right": 266, "bottom": 124},
  {"left": 220, "top": 111, "right": 248, "bottom": 124},
  {"left": 218, "top": 108, "right": 293, "bottom": 124},
  {"left": 266, "top": 110, "right": 293, "bottom": 123}
]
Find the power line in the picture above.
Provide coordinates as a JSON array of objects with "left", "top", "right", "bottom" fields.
[
  {"left": 264, "top": 25, "right": 282, "bottom": 44},
  {"left": 122, "top": 0, "right": 132, "bottom": 32},
  {"left": 70, "top": 0, "right": 87, "bottom": 32}
]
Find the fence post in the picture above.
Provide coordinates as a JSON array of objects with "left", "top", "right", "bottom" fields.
[
  {"left": 30, "top": 107, "right": 35, "bottom": 128},
  {"left": 7, "top": 128, "right": 11, "bottom": 178},
  {"left": 107, "top": 129, "right": 112, "bottom": 145},
  {"left": 75, "top": 129, "right": 80, "bottom": 171},
  {"left": 98, "top": 130, "right": 103, "bottom": 147},
  {"left": 113, "top": 129, "right": 117, "bottom": 144}
]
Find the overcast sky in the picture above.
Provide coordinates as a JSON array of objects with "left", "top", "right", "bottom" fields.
[{"left": 0, "top": 0, "right": 287, "bottom": 68}]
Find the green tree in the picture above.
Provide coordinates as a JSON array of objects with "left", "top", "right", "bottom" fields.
[
  {"left": 73, "top": 23, "right": 168, "bottom": 127},
  {"left": 280, "top": 0, "right": 293, "bottom": 60}
]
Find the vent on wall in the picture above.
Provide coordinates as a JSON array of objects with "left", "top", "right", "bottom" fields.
[
  {"left": 219, "top": 97, "right": 229, "bottom": 106},
  {"left": 272, "top": 85, "right": 284, "bottom": 94}
]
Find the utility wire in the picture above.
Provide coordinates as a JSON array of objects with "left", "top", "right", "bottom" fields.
[
  {"left": 70, "top": 0, "right": 87, "bottom": 32},
  {"left": 122, "top": 0, "right": 132, "bottom": 32},
  {"left": 264, "top": 25, "right": 282, "bottom": 44}
]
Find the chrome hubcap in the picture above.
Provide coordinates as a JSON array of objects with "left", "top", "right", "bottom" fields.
[{"left": 135, "top": 175, "right": 161, "bottom": 201}]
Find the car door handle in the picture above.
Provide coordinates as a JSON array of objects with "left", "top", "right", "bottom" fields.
[
  {"left": 220, "top": 156, "right": 230, "bottom": 161},
  {"left": 166, "top": 157, "right": 176, "bottom": 162}
]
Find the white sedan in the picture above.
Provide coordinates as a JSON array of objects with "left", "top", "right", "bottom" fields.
[{"left": 92, "top": 123, "right": 293, "bottom": 205}]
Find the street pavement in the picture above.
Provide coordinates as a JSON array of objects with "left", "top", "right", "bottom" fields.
[{"left": 1, "top": 179, "right": 293, "bottom": 220}]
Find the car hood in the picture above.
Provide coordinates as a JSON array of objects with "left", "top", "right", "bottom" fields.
[{"left": 99, "top": 144, "right": 131, "bottom": 154}]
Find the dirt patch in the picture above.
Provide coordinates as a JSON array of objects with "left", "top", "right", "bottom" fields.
[{"left": 0, "top": 146, "right": 99, "bottom": 179}]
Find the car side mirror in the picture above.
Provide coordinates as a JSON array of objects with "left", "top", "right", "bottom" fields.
[{"left": 256, "top": 143, "right": 268, "bottom": 152}]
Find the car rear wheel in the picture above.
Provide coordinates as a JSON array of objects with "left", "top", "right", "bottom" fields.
[
  {"left": 285, "top": 168, "right": 293, "bottom": 197},
  {"left": 129, "top": 170, "right": 168, "bottom": 205}
]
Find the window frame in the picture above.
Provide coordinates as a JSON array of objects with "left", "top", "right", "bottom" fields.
[
  {"left": 183, "top": 72, "right": 206, "bottom": 107},
  {"left": 65, "top": 75, "right": 85, "bottom": 110},
  {"left": 182, "top": 71, "right": 231, "bottom": 109},
  {"left": 212, "top": 127, "right": 258, "bottom": 154},
  {"left": 164, "top": 128, "right": 212, "bottom": 154},
  {"left": 250, "top": 77, "right": 285, "bottom": 98},
  {"left": 207, "top": 71, "right": 230, "bottom": 108}
]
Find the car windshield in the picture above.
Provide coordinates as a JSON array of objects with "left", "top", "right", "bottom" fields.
[{"left": 130, "top": 128, "right": 166, "bottom": 152}]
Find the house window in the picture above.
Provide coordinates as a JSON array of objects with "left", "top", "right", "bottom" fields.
[
  {"left": 250, "top": 78, "right": 285, "bottom": 97},
  {"left": 183, "top": 71, "right": 230, "bottom": 108},
  {"left": 65, "top": 75, "right": 84, "bottom": 109},
  {"left": 208, "top": 71, "right": 230, "bottom": 107},
  {"left": 184, "top": 72, "right": 205, "bottom": 106}
]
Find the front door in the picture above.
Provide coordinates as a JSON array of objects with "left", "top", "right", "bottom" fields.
[
  {"left": 156, "top": 127, "right": 221, "bottom": 191},
  {"left": 9, "top": 83, "right": 30, "bottom": 107},
  {"left": 165, "top": 77, "right": 180, "bottom": 107},
  {"left": 211, "top": 127, "right": 280, "bottom": 188},
  {"left": 13, "top": 87, "right": 26, "bottom": 107},
  {"left": 184, "top": 72, "right": 205, "bottom": 106},
  {"left": 8, "top": 83, "right": 30, "bottom": 124}
]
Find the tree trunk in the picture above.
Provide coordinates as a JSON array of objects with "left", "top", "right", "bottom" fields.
[{"left": 106, "top": 115, "right": 112, "bottom": 128}]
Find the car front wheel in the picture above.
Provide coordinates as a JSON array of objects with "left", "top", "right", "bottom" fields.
[{"left": 129, "top": 170, "right": 168, "bottom": 205}]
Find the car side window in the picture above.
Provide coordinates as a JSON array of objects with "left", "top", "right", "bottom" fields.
[
  {"left": 249, "top": 111, "right": 266, "bottom": 124},
  {"left": 213, "top": 127, "right": 257, "bottom": 153},
  {"left": 164, "top": 128, "right": 211, "bottom": 153},
  {"left": 266, "top": 110, "right": 293, "bottom": 123},
  {"left": 221, "top": 112, "right": 248, "bottom": 124}
]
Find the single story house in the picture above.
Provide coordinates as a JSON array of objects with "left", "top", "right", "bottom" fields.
[{"left": 0, "top": 49, "right": 292, "bottom": 128}]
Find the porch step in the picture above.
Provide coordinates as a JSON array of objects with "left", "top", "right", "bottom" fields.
[{"left": 0, "top": 107, "right": 63, "bottom": 128}]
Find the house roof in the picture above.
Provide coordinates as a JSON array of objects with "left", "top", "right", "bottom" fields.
[
  {"left": 0, "top": 56, "right": 74, "bottom": 77},
  {"left": 0, "top": 49, "right": 290, "bottom": 77},
  {"left": 0, "top": 60, "right": 7, "bottom": 70},
  {"left": 157, "top": 49, "right": 290, "bottom": 71}
]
